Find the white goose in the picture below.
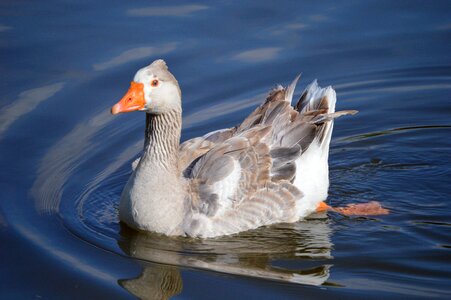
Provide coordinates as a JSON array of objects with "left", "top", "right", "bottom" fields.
[{"left": 111, "top": 59, "right": 387, "bottom": 238}]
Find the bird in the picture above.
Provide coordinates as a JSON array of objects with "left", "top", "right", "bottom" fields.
[{"left": 111, "top": 59, "right": 388, "bottom": 238}]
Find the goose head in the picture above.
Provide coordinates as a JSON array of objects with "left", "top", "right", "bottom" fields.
[{"left": 111, "top": 59, "right": 181, "bottom": 115}]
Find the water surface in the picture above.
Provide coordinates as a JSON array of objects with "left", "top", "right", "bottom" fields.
[{"left": 1, "top": 1, "right": 451, "bottom": 299}]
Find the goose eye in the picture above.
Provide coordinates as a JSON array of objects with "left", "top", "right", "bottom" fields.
[{"left": 151, "top": 79, "right": 159, "bottom": 87}]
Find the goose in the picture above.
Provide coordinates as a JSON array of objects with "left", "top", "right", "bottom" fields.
[{"left": 111, "top": 59, "right": 388, "bottom": 238}]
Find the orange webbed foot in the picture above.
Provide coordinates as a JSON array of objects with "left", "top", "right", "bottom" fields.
[
  {"left": 316, "top": 201, "right": 390, "bottom": 216},
  {"left": 316, "top": 201, "right": 331, "bottom": 213},
  {"left": 333, "top": 201, "right": 390, "bottom": 216}
]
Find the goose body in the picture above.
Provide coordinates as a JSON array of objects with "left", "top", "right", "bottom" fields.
[{"left": 112, "top": 59, "right": 358, "bottom": 238}]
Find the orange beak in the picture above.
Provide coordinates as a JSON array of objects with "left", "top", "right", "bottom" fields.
[{"left": 111, "top": 81, "right": 146, "bottom": 115}]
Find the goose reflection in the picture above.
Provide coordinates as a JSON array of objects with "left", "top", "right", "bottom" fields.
[{"left": 117, "top": 216, "right": 333, "bottom": 299}]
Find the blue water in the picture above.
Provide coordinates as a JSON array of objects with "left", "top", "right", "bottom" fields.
[{"left": 1, "top": 1, "right": 451, "bottom": 299}]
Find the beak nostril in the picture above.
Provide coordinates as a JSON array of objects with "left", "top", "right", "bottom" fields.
[{"left": 114, "top": 82, "right": 144, "bottom": 113}]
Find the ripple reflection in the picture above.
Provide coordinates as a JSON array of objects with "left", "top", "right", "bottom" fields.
[{"left": 116, "top": 218, "right": 333, "bottom": 299}]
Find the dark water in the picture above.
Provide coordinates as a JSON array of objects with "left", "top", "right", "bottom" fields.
[{"left": 1, "top": 1, "right": 451, "bottom": 299}]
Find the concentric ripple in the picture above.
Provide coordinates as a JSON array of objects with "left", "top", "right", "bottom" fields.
[{"left": 28, "top": 65, "right": 451, "bottom": 291}]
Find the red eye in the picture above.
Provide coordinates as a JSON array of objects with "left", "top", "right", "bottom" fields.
[{"left": 151, "top": 79, "right": 159, "bottom": 87}]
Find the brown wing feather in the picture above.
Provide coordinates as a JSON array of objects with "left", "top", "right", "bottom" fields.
[{"left": 178, "top": 127, "right": 236, "bottom": 176}]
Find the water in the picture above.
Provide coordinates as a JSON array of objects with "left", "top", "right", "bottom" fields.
[{"left": 1, "top": 1, "right": 450, "bottom": 299}]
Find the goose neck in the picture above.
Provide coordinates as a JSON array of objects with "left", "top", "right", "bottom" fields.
[{"left": 142, "top": 109, "right": 182, "bottom": 171}]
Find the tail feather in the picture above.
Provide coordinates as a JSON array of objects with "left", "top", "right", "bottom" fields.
[
  {"left": 294, "top": 80, "right": 356, "bottom": 152},
  {"left": 295, "top": 80, "right": 335, "bottom": 115},
  {"left": 291, "top": 81, "right": 338, "bottom": 217}
]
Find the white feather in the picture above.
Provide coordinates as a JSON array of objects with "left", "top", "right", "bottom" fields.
[{"left": 294, "top": 141, "right": 329, "bottom": 218}]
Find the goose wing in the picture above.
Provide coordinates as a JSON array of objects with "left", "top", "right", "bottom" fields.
[
  {"left": 180, "top": 76, "right": 356, "bottom": 237},
  {"left": 183, "top": 124, "right": 302, "bottom": 237}
]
